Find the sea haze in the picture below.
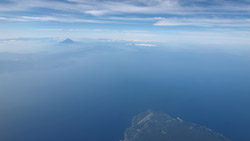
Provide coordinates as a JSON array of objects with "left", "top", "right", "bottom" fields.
[{"left": 0, "top": 39, "right": 250, "bottom": 141}]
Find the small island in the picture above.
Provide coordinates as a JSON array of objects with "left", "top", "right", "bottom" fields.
[{"left": 124, "top": 110, "right": 230, "bottom": 141}]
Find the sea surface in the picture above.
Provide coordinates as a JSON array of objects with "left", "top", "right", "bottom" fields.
[{"left": 1, "top": 43, "right": 250, "bottom": 141}]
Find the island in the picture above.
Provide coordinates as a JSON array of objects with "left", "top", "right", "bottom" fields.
[{"left": 124, "top": 110, "right": 230, "bottom": 141}]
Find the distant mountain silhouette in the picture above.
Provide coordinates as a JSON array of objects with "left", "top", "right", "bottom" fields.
[{"left": 60, "top": 38, "right": 75, "bottom": 44}]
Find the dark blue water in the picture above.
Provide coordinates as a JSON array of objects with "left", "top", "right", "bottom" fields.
[{"left": 1, "top": 47, "right": 250, "bottom": 141}]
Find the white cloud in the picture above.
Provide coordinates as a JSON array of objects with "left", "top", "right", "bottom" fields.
[
  {"left": 154, "top": 18, "right": 250, "bottom": 27},
  {"left": 135, "top": 43, "right": 156, "bottom": 47},
  {"left": 0, "top": 16, "right": 107, "bottom": 23},
  {"left": 105, "top": 17, "right": 164, "bottom": 21},
  {"left": 85, "top": 10, "right": 106, "bottom": 16},
  {"left": 0, "top": 0, "right": 250, "bottom": 27},
  {"left": 0, "top": 0, "right": 239, "bottom": 16},
  {"left": 36, "top": 29, "right": 64, "bottom": 31}
]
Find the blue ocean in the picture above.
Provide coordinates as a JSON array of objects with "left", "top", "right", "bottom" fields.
[{"left": 0, "top": 41, "right": 250, "bottom": 141}]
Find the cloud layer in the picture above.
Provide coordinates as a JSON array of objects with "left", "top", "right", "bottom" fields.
[{"left": 0, "top": 0, "right": 250, "bottom": 27}]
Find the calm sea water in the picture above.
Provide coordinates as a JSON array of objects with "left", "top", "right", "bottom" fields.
[{"left": 1, "top": 46, "right": 250, "bottom": 141}]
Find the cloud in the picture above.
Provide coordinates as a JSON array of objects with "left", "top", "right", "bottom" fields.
[
  {"left": 135, "top": 43, "right": 156, "bottom": 47},
  {"left": 154, "top": 18, "right": 250, "bottom": 27},
  {"left": 36, "top": 29, "right": 64, "bottom": 31},
  {"left": 0, "top": 0, "right": 249, "bottom": 29},
  {"left": 85, "top": 10, "right": 106, "bottom": 16},
  {"left": 0, "top": 16, "right": 107, "bottom": 23},
  {"left": 0, "top": 0, "right": 248, "bottom": 16},
  {"left": 105, "top": 17, "right": 164, "bottom": 21},
  {"left": 0, "top": 0, "right": 250, "bottom": 26}
]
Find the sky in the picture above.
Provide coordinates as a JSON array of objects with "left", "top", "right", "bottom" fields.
[{"left": 0, "top": 0, "right": 250, "bottom": 44}]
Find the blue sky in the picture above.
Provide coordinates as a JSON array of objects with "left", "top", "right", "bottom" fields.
[{"left": 0, "top": 0, "right": 250, "bottom": 43}]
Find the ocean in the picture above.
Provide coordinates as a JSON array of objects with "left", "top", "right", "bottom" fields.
[{"left": 1, "top": 45, "right": 250, "bottom": 141}]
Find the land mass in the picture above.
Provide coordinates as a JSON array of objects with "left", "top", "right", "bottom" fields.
[{"left": 124, "top": 110, "right": 230, "bottom": 141}]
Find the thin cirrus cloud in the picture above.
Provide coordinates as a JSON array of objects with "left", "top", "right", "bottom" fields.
[
  {"left": 135, "top": 43, "right": 156, "bottom": 47},
  {"left": 0, "top": 1, "right": 249, "bottom": 17},
  {"left": 0, "top": 16, "right": 107, "bottom": 23},
  {"left": 0, "top": 0, "right": 248, "bottom": 13},
  {"left": 0, "top": 0, "right": 250, "bottom": 41},
  {"left": 154, "top": 18, "right": 250, "bottom": 27},
  {"left": 0, "top": 0, "right": 250, "bottom": 27}
]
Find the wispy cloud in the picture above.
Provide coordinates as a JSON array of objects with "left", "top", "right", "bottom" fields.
[
  {"left": 1, "top": 0, "right": 249, "bottom": 16},
  {"left": 85, "top": 10, "right": 106, "bottom": 16},
  {"left": 154, "top": 18, "right": 250, "bottom": 27},
  {"left": 1, "top": 0, "right": 250, "bottom": 42},
  {"left": 0, "top": 16, "right": 107, "bottom": 23},
  {"left": 0, "top": 0, "right": 250, "bottom": 28},
  {"left": 135, "top": 43, "right": 156, "bottom": 47}
]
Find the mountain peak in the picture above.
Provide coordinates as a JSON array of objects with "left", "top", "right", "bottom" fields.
[{"left": 60, "top": 38, "right": 75, "bottom": 44}]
